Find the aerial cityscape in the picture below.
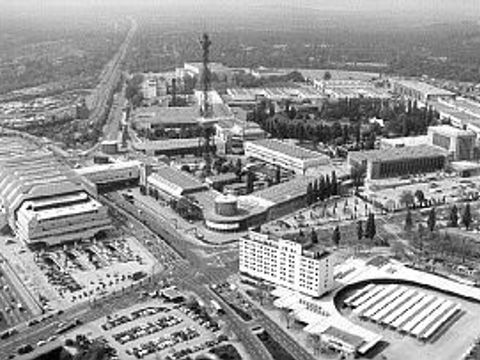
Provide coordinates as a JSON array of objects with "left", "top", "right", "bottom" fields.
[{"left": 1, "top": 1, "right": 480, "bottom": 359}]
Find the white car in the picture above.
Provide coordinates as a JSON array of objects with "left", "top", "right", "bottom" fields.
[{"left": 37, "top": 340, "right": 47, "bottom": 347}]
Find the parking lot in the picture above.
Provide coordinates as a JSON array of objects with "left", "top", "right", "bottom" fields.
[
  {"left": 0, "top": 234, "right": 159, "bottom": 313},
  {"left": 32, "top": 237, "right": 158, "bottom": 306},
  {"left": 69, "top": 297, "right": 225, "bottom": 360}
]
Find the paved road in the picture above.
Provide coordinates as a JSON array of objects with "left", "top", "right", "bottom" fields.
[{"left": 5, "top": 190, "right": 313, "bottom": 360}]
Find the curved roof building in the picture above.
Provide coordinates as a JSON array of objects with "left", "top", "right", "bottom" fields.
[{"left": 0, "top": 136, "right": 111, "bottom": 246}]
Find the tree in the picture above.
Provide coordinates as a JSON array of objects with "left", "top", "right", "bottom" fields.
[
  {"left": 311, "top": 229, "right": 318, "bottom": 244},
  {"left": 275, "top": 166, "right": 281, "bottom": 184},
  {"left": 462, "top": 203, "right": 472, "bottom": 230},
  {"left": 332, "top": 226, "right": 341, "bottom": 246},
  {"left": 357, "top": 220, "right": 364, "bottom": 241},
  {"left": 331, "top": 171, "right": 338, "bottom": 196},
  {"left": 427, "top": 207, "right": 436, "bottom": 232},
  {"left": 306, "top": 183, "right": 314, "bottom": 206},
  {"left": 448, "top": 205, "right": 459, "bottom": 227},
  {"left": 246, "top": 170, "right": 255, "bottom": 194},
  {"left": 365, "top": 213, "right": 376, "bottom": 240},
  {"left": 234, "top": 159, "right": 242, "bottom": 180},
  {"left": 405, "top": 209, "right": 413, "bottom": 231},
  {"left": 318, "top": 176, "right": 326, "bottom": 201},
  {"left": 400, "top": 190, "right": 414, "bottom": 207},
  {"left": 414, "top": 190, "right": 425, "bottom": 206}
]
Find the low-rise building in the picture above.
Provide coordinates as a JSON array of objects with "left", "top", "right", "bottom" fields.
[
  {"left": 133, "top": 138, "right": 209, "bottom": 157},
  {"left": 380, "top": 135, "right": 430, "bottom": 150},
  {"left": 348, "top": 145, "right": 448, "bottom": 180},
  {"left": 239, "top": 230, "right": 334, "bottom": 298},
  {"left": 392, "top": 79, "right": 456, "bottom": 103},
  {"left": 428, "top": 125, "right": 476, "bottom": 161},
  {"left": 146, "top": 165, "right": 208, "bottom": 199},
  {"left": 74, "top": 161, "right": 141, "bottom": 188},
  {"left": 245, "top": 139, "right": 330, "bottom": 175}
]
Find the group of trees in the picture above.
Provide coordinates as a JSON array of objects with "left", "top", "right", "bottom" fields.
[
  {"left": 383, "top": 99, "right": 438, "bottom": 137},
  {"left": 169, "top": 196, "right": 203, "bottom": 221},
  {"left": 254, "top": 98, "right": 381, "bottom": 150},
  {"left": 447, "top": 204, "right": 473, "bottom": 230},
  {"left": 125, "top": 73, "right": 144, "bottom": 108},
  {"left": 406, "top": 204, "right": 474, "bottom": 234},
  {"left": 306, "top": 172, "right": 339, "bottom": 205},
  {"left": 357, "top": 213, "right": 377, "bottom": 241}
]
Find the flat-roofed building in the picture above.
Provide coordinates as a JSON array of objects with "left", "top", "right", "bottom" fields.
[
  {"left": 239, "top": 230, "right": 334, "bottom": 298},
  {"left": 245, "top": 139, "right": 330, "bottom": 175},
  {"left": 0, "top": 138, "right": 111, "bottom": 246},
  {"left": 348, "top": 145, "right": 448, "bottom": 180},
  {"left": 215, "top": 116, "right": 266, "bottom": 154},
  {"left": 183, "top": 62, "right": 233, "bottom": 84},
  {"left": 428, "top": 125, "right": 476, "bottom": 161},
  {"left": 392, "top": 79, "right": 455, "bottom": 103},
  {"left": 380, "top": 135, "right": 430, "bottom": 150},
  {"left": 133, "top": 106, "right": 200, "bottom": 132},
  {"left": 314, "top": 79, "right": 390, "bottom": 100},
  {"left": 146, "top": 165, "right": 208, "bottom": 199},
  {"left": 133, "top": 138, "right": 210, "bottom": 157},
  {"left": 74, "top": 161, "right": 141, "bottom": 188}
]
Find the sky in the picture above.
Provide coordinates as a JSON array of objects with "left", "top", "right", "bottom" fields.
[{"left": 1, "top": 0, "right": 479, "bottom": 25}]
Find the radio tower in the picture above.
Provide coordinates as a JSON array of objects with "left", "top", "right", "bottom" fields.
[
  {"left": 200, "top": 33, "right": 212, "bottom": 118},
  {"left": 199, "top": 33, "right": 214, "bottom": 176}
]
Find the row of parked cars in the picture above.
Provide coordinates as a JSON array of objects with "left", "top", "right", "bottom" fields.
[
  {"left": 165, "top": 334, "right": 228, "bottom": 360},
  {"left": 102, "top": 305, "right": 170, "bottom": 331},
  {"left": 179, "top": 304, "right": 220, "bottom": 333},
  {"left": 113, "top": 314, "right": 182, "bottom": 345},
  {"left": 127, "top": 326, "right": 200, "bottom": 359}
]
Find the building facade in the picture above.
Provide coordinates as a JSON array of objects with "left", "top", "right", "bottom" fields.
[
  {"left": 239, "top": 231, "right": 334, "bottom": 298},
  {"left": 348, "top": 145, "right": 448, "bottom": 180},
  {"left": 391, "top": 79, "right": 455, "bottom": 103},
  {"left": 428, "top": 125, "right": 476, "bottom": 161},
  {"left": 0, "top": 150, "right": 111, "bottom": 246},
  {"left": 244, "top": 139, "right": 330, "bottom": 175}
]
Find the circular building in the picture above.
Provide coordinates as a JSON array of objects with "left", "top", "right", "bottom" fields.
[{"left": 214, "top": 195, "right": 238, "bottom": 217}]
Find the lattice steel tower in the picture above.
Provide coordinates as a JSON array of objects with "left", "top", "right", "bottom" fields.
[{"left": 200, "top": 33, "right": 212, "bottom": 118}]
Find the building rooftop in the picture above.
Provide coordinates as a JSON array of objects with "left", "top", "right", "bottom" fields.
[
  {"left": 429, "top": 124, "right": 475, "bottom": 137},
  {"left": 134, "top": 106, "right": 199, "bottom": 126},
  {"left": 75, "top": 161, "right": 141, "bottom": 176},
  {"left": 254, "top": 176, "right": 313, "bottom": 204},
  {"left": 380, "top": 135, "right": 430, "bottom": 148},
  {"left": 206, "top": 173, "right": 238, "bottom": 184},
  {"left": 322, "top": 326, "right": 366, "bottom": 349},
  {"left": 133, "top": 138, "right": 203, "bottom": 152},
  {"left": 349, "top": 145, "right": 448, "bottom": 163},
  {"left": 247, "top": 139, "right": 329, "bottom": 161},
  {"left": 150, "top": 165, "right": 206, "bottom": 192},
  {"left": 394, "top": 80, "right": 455, "bottom": 97}
]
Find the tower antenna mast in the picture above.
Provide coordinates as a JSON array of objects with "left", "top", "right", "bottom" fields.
[{"left": 200, "top": 33, "right": 212, "bottom": 118}]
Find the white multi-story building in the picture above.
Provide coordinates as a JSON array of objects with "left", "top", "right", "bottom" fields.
[
  {"left": 239, "top": 231, "right": 334, "bottom": 298},
  {"left": 244, "top": 139, "right": 330, "bottom": 175}
]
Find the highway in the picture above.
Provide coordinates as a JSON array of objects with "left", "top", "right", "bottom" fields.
[{"left": 81, "top": 16, "right": 137, "bottom": 156}]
